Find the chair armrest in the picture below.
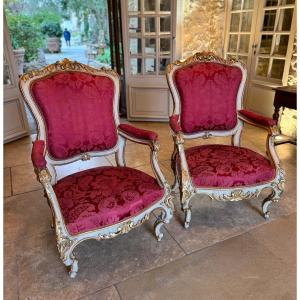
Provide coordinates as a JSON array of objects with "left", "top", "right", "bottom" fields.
[
  {"left": 169, "top": 114, "right": 182, "bottom": 133},
  {"left": 238, "top": 109, "right": 277, "bottom": 128},
  {"left": 118, "top": 124, "right": 158, "bottom": 143},
  {"left": 31, "top": 140, "right": 47, "bottom": 170}
]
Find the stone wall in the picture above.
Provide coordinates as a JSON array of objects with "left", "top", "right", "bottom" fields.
[{"left": 182, "top": 0, "right": 225, "bottom": 58}]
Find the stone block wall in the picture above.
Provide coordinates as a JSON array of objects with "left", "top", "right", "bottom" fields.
[{"left": 182, "top": 0, "right": 226, "bottom": 58}]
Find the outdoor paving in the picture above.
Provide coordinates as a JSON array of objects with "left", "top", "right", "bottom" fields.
[{"left": 45, "top": 44, "right": 89, "bottom": 64}]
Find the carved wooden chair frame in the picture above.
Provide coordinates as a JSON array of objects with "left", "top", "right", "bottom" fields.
[
  {"left": 166, "top": 52, "right": 285, "bottom": 228},
  {"left": 19, "top": 59, "right": 173, "bottom": 278}
]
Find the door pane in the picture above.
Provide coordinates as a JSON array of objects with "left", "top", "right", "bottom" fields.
[
  {"left": 241, "top": 12, "right": 252, "bottom": 32},
  {"left": 130, "top": 58, "right": 142, "bottom": 75},
  {"left": 160, "top": 0, "right": 170, "bottom": 11},
  {"left": 256, "top": 58, "right": 269, "bottom": 77},
  {"left": 277, "top": 8, "right": 293, "bottom": 31},
  {"left": 144, "top": 0, "right": 155, "bottom": 11},
  {"left": 280, "top": 0, "right": 295, "bottom": 4},
  {"left": 145, "top": 38, "right": 156, "bottom": 54},
  {"left": 130, "top": 38, "right": 142, "bottom": 54},
  {"left": 232, "top": 0, "right": 242, "bottom": 10},
  {"left": 262, "top": 10, "right": 276, "bottom": 31},
  {"left": 160, "top": 38, "right": 171, "bottom": 54},
  {"left": 145, "top": 58, "right": 156, "bottom": 74},
  {"left": 160, "top": 16, "right": 171, "bottom": 32},
  {"left": 159, "top": 58, "right": 170, "bottom": 74},
  {"left": 239, "top": 35, "right": 250, "bottom": 53},
  {"left": 265, "top": 0, "right": 278, "bottom": 6},
  {"left": 129, "top": 17, "right": 141, "bottom": 33},
  {"left": 271, "top": 59, "right": 285, "bottom": 79},
  {"left": 259, "top": 35, "right": 273, "bottom": 54},
  {"left": 228, "top": 34, "right": 238, "bottom": 52},
  {"left": 145, "top": 17, "right": 156, "bottom": 33},
  {"left": 273, "top": 35, "right": 289, "bottom": 55},
  {"left": 243, "top": 0, "right": 254, "bottom": 9},
  {"left": 128, "top": 0, "right": 141, "bottom": 12},
  {"left": 230, "top": 13, "right": 240, "bottom": 31}
]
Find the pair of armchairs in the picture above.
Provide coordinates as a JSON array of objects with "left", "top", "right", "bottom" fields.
[{"left": 19, "top": 53, "right": 284, "bottom": 278}]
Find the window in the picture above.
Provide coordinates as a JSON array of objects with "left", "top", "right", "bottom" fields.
[{"left": 225, "top": 0, "right": 296, "bottom": 84}]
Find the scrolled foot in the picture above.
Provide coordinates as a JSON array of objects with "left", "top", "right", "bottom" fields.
[
  {"left": 184, "top": 208, "right": 191, "bottom": 229},
  {"left": 264, "top": 211, "right": 270, "bottom": 220},
  {"left": 154, "top": 220, "right": 164, "bottom": 242},
  {"left": 68, "top": 258, "right": 78, "bottom": 278},
  {"left": 262, "top": 192, "right": 274, "bottom": 220}
]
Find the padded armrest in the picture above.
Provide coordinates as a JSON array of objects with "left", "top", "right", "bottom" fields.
[
  {"left": 169, "top": 114, "right": 182, "bottom": 133},
  {"left": 118, "top": 124, "right": 158, "bottom": 142},
  {"left": 238, "top": 109, "right": 276, "bottom": 127},
  {"left": 31, "top": 140, "right": 47, "bottom": 169}
]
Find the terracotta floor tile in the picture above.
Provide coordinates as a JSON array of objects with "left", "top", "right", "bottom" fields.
[
  {"left": 11, "top": 163, "right": 42, "bottom": 195},
  {"left": 4, "top": 168, "right": 12, "bottom": 197}
]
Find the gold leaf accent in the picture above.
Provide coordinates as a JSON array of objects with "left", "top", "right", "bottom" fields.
[
  {"left": 56, "top": 221, "right": 76, "bottom": 261},
  {"left": 81, "top": 153, "right": 91, "bottom": 161},
  {"left": 20, "top": 58, "right": 118, "bottom": 82},
  {"left": 166, "top": 52, "right": 246, "bottom": 73},
  {"left": 96, "top": 214, "right": 150, "bottom": 240},
  {"left": 210, "top": 189, "right": 260, "bottom": 202}
]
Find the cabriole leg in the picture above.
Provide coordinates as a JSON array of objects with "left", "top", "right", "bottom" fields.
[
  {"left": 262, "top": 183, "right": 283, "bottom": 220},
  {"left": 154, "top": 200, "right": 173, "bottom": 241},
  {"left": 180, "top": 188, "right": 193, "bottom": 229}
]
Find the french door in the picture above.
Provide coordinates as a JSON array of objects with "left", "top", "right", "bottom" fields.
[
  {"left": 224, "top": 0, "right": 296, "bottom": 116},
  {"left": 3, "top": 16, "right": 29, "bottom": 143},
  {"left": 121, "top": 0, "right": 177, "bottom": 121}
]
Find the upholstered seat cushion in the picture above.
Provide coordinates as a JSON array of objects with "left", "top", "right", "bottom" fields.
[
  {"left": 181, "top": 145, "right": 275, "bottom": 188},
  {"left": 54, "top": 167, "right": 164, "bottom": 235}
]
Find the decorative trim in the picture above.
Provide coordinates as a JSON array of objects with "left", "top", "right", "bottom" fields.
[
  {"left": 209, "top": 189, "right": 260, "bottom": 202},
  {"left": 20, "top": 58, "right": 119, "bottom": 82},
  {"left": 166, "top": 51, "right": 245, "bottom": 73}
]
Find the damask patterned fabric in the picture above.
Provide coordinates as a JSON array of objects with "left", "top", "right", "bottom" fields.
[
  {"left": 31, "top": 140, "right": 47, "bottom": 169},
  {"left": 53, "top": 166, "right": 164, "bottom": 235},
  {"left": 174, "top": 62, "right": 242, "bottom": 133},
  {"left": 180, "top": 145, "right": 275, "bottom": 188},
  {"left": 169, "top": 114, "right": 182, "bottom": 133},
  {"left": 31, "top": 72, "right": 118, "bottom": 159},
  {"left": 239, "top": 109, "right": 277, "bottom": 127},
  {"left": 118, "top": 124, "right": 158, "bottom": 141}
]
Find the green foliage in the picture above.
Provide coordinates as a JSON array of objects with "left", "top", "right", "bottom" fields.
[
  {"left": 96, "top": 47, "right": 111, "bottom": 65},
  {"left": 6, "top": 13, "right": 43, "bottom": 62},
  {"left": 41, "top": 21, "right": 63, "bottom": 37},
  {"left": 33, "top": 10, "right": 61, "bottom": 25}
]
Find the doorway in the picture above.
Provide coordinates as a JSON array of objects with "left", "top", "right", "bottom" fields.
[{"left": 4, "top": 0, "right": 125, "bottom": 137}]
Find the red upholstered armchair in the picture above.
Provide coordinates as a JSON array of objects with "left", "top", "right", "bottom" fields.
[
  {"left": 19, "top": 59, "right": 173, "bottom": 278},
  {"left": 166, "top": 52, "right": 285, "bottom": 229}
]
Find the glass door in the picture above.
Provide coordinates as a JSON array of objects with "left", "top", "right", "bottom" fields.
[
  {"left": 225, "top": 0, "right": 258, "bottom": 69},
  {"left": 253, "top": 0, "right": 296, "bottom": 83},
  {"left": 122, "top": 0, "right": 176, "bottom": 121}
]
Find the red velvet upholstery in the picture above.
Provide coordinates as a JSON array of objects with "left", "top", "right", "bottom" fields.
[
  {"left": 174, "top": 62, "right": 242, "bottom": 133},
  {"left": 169, "top": 114, "right": 182, "bottom": 133},
  {"left": 239, "top": 109, "right": 277, "bottom": 127},
  {"left": 31, "top": 72, "right": 118, "bottom": 159},
  {"left": 179, "top": 145, "right": 275, "bottom": 188},
  {"left": 54, "top": 166, "right": 164, "bottom": 235},
  {"left": 118, "top": 124, "right": 158, "bottom": 141},
  {"left": 31, "top": 140, "right": 47, "bottom": 169}
]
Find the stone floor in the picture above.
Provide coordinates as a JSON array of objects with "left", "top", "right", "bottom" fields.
[{"left": 4, "top": 122, "right": 296, "bottom": 300}]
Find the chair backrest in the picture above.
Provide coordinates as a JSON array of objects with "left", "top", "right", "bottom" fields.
[
  {"left": 166, "top": 52, "right": 247, "bottom": 136},
  {"left": 19, "top": 59, "right": 120, "bottom": 162}
]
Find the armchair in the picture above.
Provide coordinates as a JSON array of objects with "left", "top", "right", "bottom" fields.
[
  {"left": 166, "top": 52, "right": 285, "bottom": 228},
  {"left": 19, "top": 59, "right": 173, "bottom": 278}
]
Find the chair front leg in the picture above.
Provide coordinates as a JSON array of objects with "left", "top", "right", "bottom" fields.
[
  {"left": 38, "top": 169, "right": 79, "bottom": 278},
  {"left": 170, "top": 142, "right": 179, "bottom": 191},
  {"left": 173, "top": 134, "right": 195, "bottom": 228}
]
